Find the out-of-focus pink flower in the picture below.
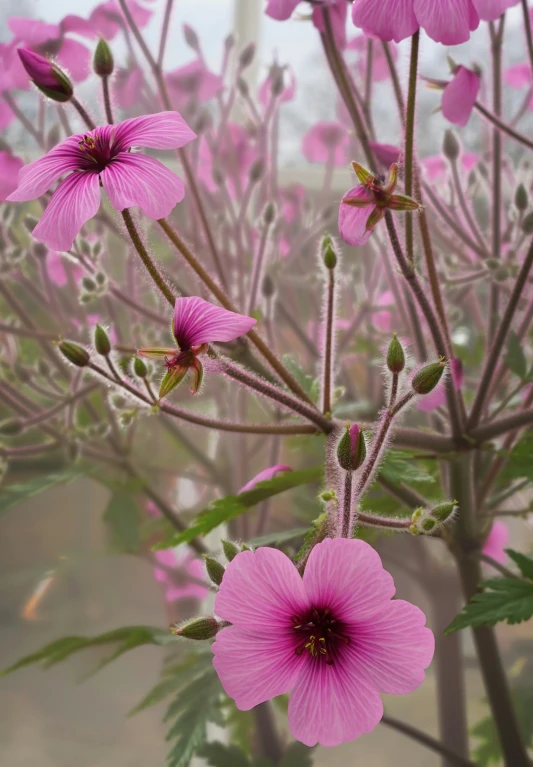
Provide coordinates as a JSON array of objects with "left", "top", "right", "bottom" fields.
[
  {"left": 89, "top": 0, "right": 153, "bottom": 40},
  {"left": 46, "top": 250, "right": 83, "bottom": 286},
  {"left": 302, "top": 122, "right": 349, "bottom": 166},
  {"left": 373, "top": 290, "right": 394, "bottom": 332},
  {"left": 114, "top": 66, "right": 146, "bottom": 110},
  {"left": 0, "top": 41, "right": 29, "bottom": 92},
  {"left": 197, "top": 123, "right": 254, "bottom": 199},
  {"left": 165, "top": 59, "right": 223, "bottom": 108},
  {"left": 280, "top": 184, "right": 306, "bottom": 224},
  {"left": 351, "top": 0, "right": 480, "bottom": 46},
  {"left": 473, "top": 0, "right": 519, "bottom": 21},
  {"left": 212, "top": 539, "right": 434, "bottom": 747},
  {"left": 153, "top": 548, "right": 208, "bottom": 602},
  {"left": 138, "top": 297, "right": 256, "bottom": 399},
  {"left": 422, "top": 152, "right": 479, "bottom": 180},
  {"left": 370, "top": 142, "right": 401, "bottom": 167},
  {"left": 7, "top": 111, "right": 196, "bottom": 251},
  {"left": 239, "top": 465, "right": 291, "bottom": 494},
  {"left": 258, "top": 63, "right": 296, "bottom": 106},
  {"left": 0, "top": 151, "right": 23, "bottom": 201},
  {"left": 348, "top": 35, "right": 398, "bottom": 82},
  {"left": 312, "top": 1, "right": 348, "bottom": 49},
  {"left": 482, "top": 521, "right": 509, "bottom": 564},
  {"left": 442, "top": 66, "right": 480, "bottom": 127},
  {"left": 505, "top": 63, "right": 531, "bottom": 89},
  {"left": 417, "top": 358, "right": 463, "bottom": 413}
]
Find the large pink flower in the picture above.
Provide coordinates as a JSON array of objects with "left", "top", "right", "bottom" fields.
[
  {"left": 212, "top": 539, "right": 434, "bottom": 747},
  {"left": 442, "top": 66, "right": 480, "bottom": 127},
  {"left": 0, "top": 150, "right": 23, "bottom": 201},
  {"left": 7, "top": 111, "right": 196, "bottom": 251}
]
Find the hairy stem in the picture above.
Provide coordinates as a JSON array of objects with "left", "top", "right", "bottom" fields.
[
  {"left": 322, "top": 266, "right": 336, "bottom": 414},
  {"left": 404, "top": 31, "right": 419, "bottom": 269},
  {"left": 122, "top": 209, "right": 175, "bottom": 306}
]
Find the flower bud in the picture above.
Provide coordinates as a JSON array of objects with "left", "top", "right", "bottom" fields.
[
  {"left": 59, "top": 340, "right": 90, "bottom": 367},
  {"left": 410, "top": 501, "right": 457, "bottom": 535},
  {"left": 320, "top": 489, "right": 337, "bottom": 503},
  {"left": 0, "top": 417, "right": 25, "bottom": 436},
  {"left": 493, "top": 266, "right": 509, "bottom": 283},
  {"left": 239, "top": 43, "right": 255, "bottom": 70},
  {"left": 224, "top": 33, "right": 235, "bottom": 52},
  {"left": 412, "top": 360, "right": 446, "bottom": 395},
  {"left": 237, "top": 76, "right": 249, "bottom": 97},
  {"left": 443, "top": 130, "right": 460, "bottom": 161},
  {"left": 183, "top": 23, "right": 200, "bottom": 52},
  {"left": 249, "top": 158, "right": 264, "bottom": 182},
  {"left": 336, "top": 424, "right": 366, "bottom": 472},
  {"left": 515, "top": 183, "right": 528, "bottom": 212},
  {"left": 321, "top": 234, "right": 337, "bottom": 270},
  {"left": 222, "top": 539, "right": 240, "bottom": 563},
  {"left": 204, "top": 556, "right": 225, "bottom": 586},
  {"left": 430, "top": 501, "right": 457, "bottom": 523},
  {"left": 18, "top": 47, "right": 73, "bottom": 102},
  {"left": 263, "top": 202, "right": 276, "bottom": 226},
  {"left": 261, "top": 273, "right": 275, "bottom": 298},
  {"left": 386, "top": 333, "right": 405, "bottom": 373},
  {"left": 170, "top": 616, "right": 221, "bottom": 640},
  {"left": 94, "top": 324, "right": 111, "bottom": 356},
  {"left": 93, "top": 38, "right": 114, "bottom": 77},
  {"left": 82, "top": 276, "right": 97, "bottom": 293},
  {"left": 522, "top": 211, "right": 533, "bottom": 235},
  {"left": 133, "top": 356, "right": 147, "bottom": 378}
]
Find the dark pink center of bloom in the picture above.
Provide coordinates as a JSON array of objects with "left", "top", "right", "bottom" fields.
[
  {"left": 164, "top": 349, "right": 195, "bottom": 370},
  {"left": 293, "top": 607, "right": 350, "bottom": 665},
  {"left": 77, "top": 132, "right": 119, "bottom": 172}
]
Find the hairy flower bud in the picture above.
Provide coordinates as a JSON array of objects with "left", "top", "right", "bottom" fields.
[
  {"left": 239, "top": 42, "right": 255, "bottom": 70},
  {"left": 515, "top": 183, "right": 528, "bottom": 212},
  {"left": 170, "top": 616, "right": 221, "bottom": 640},
  {"left": 133, "top": 356, "right": 147, "bottom": 378},
  {"left": 59, "top": 340, "right": 90, "bottom": 367},
  {"left": 410, "top": 501, "right": 457, "bottom": 535},
  {"left": 18, "top": 47, "right": 73, "bottom": 102},
  {"left": 321, "top": 234, "right": 337, "bottom": 270},
  {"left": 336, "top": 424, "right": 366, "bottom": 472},
  {"left": 261, "top": 273, "right": 275, "bottom": 298},
  {"left": 222, "top": 539, "right": 240, "bottom": 563},
  {"left": 0, "top": 417, "right": 25, "bottom": 436},
  {"left": 204, "top": 556, "right": 225, "bottom": 586},
  {"left": 93, "top": 38, "right": 114, "bottom": 77},
  {"left": 412, "top": 360, "right": 446, "bottom": 395},
  {"left": 442, "top": 130, "right": 460, "bottom": 161},
  {"left": 94, "top": 324, "right": 111, "bottom": 356},
  {"left": 386, "top": 333, "right": 405, "bottom": 373}
]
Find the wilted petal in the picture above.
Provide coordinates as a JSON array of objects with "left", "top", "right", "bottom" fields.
[
  {"left": 113, "top": 111, "right": 196, "bottom": 152},
  {"left": 352, "top": 0, "right": 419, "bottom": 43},
  {"left": 338, "top": 185, "right": 376, "bottom": 247},
  {"left": 172, "top": 296, "right": 256, "bottom": 349},
  {"left": 32, "top": 171, "right": 101, "bottom": 251},
  {"left": 101, "top": 154, "right": 185, "bottom": 219},
  {"left": 7, "top": 136, "right": 83, "bottom": 201},
  {"left": 442, "top": 66, "right": 480, "bottom": 127},
  {"left": 413, "top": 0, "right": 479, "bottom": 45}
]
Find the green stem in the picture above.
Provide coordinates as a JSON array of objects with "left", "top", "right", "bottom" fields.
[
  {"left": 322, "top": 266, "right": 336, "bottom": 414},
  {"left": 121, "top": 209, "right": 175, "bottom": 307},
  {"left": 381, "top": 715, "right": 475, "bottom": 767},
  {"left": 404, "top": 31, "right": 420, "bottom": 269},
  {"left": 71, "top": 96, "right": 96, "bottom": 130},
  {"left": 341, "top": 471, "right": 353, "bottom": 538},
  {"left": 102, "top": 76, "right": 114, "bottom": 124}
]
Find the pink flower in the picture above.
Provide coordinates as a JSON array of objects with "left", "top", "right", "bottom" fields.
[
  {"left": 351, "top": 0, "right": 480, "bottom": 46},
  {"left": 0, "top": 150, "right": 23, "bottom": 201},
  {"left": 505, "top": 63, "right": 531, "bottom": 89},
  {"left": 302, "top": 122, "right": 349, "bottom": 166},
  {"left": 312, "top": 1, "right": 348, "bottom": 49},
  {"left": 0, "top": 40, "right": 31, "bottom": 92},
  {"left": 138, "top": 296, "right": 256, "bottom": 399},
  {"left": 258, "top": 64, "right": 296, "bottom": 106},
  {"left": 153, "top": 548, "right": 208, "bottom": 602},
  {"left": 239, "top": 465, "right": 291, "bottom": 494},
  {"left": 212, "top": 539, "right": 434, "bottom": 747},
  {"left": 422, "top": 152, "right": 479, "bottom": 181},
  {"left": 46, "top": 250, "right": 83, "bottom": 287},
  {"left": 370, "top": 142, "right": 401, "bottom": 167},
  {"left": 165, "top": 59, "right": 223, "bottom": 108},
  {"left": 280, "top": 184, "right": 306, "bottom": 224},
  {"left": 482, "top": 521, "right": 509, "bottom": 564},
  {"left": 89, "top": 0, "right": 152, "bottom": 40},
  {"left": 442, "top": 66, "right": 480, "bottom": 127},
  {"left": 265, "top": 0, "right": 300, "bottom": 21},
  {"left": 7, "top": 111, "right": 196, "bottom": 251},
  {"left": 114, "top": 65, "right": 146, "bottom": 110},
  {"left": 373, "top": 290, "right": 394, "bottom": 331},
  {"left": 348, "top": 35, "right": 398, "bottom": 82},
  {"left": 473, "top": 0, "right": 519, "bottom": 21}
]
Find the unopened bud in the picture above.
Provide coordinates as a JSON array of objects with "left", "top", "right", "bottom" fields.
[
  {"left": 493, "top": 266, "right": 509, "bottom": 283},
  {"left": 320, "top": 489, "right": 337, "bottom": 503},
  {"left": 170, "top": 616, "right": 221, "bottom": 640},
  {"left": 515, "top": 183, "right": 528, "bottom": 212},
  {"left": 224, "top": 33, "right": 235, "bottom": 52},
  {"left": 133, "top": 356, "right": 147, "bottom": 378},
  {"left": 263, "top": 202, "right": 276, "bottom": 225},
  {"left": 412, "top": 360, "right": 446, "bottom": 395},
  {"left": 386, "top": 333, "right": 405, "bottom": 373},
  {"left": 18, "top": 47, "right": 73, "bottom": 102},
  {"left": 93, "top": 38, "right": 114, "bottom": 77},
  {"left": 321, "top": 234, "right": 337, "bottom": 270},
  {"left": 443, "top": 130, "right": 460, "bottom": 161},
  {"left": 204, "top": 556, "right": 225, "bottom": 586},
  {"left": 431, "top": 501, "right": 457, "bottom": 522},
  {"left": 237, "top": 76, "right": 249, "bottom": 97},
  {"left": 94, "top": 325, "right": 111, "bottom": 356},
  {"left": 249, "top": 158, "right": 264, "bottom": 182},
  {"left": 0, "top": 417, "right": 25, "bottom": 436},
  {"left": 336, "top": 424, "right": 366, "bottom": 472},
  {"left": 239, "top": 43, "right": 255, "bottom": 70},
  {"left": 183, "top": 23, "right": 200, "bottom": 52},
  {"left": 222, "top": 539, "right": 240, "bottom": 563},
  {"left": 485, "top": 258, "right": 499, "bottom": 270},
  {"left": 59, "top": 340, "right": 90, "bottom": 367},
  {"left": 261, "top": 273, "right": 275, "bottom": 298},
  {"left": 410, "top": 501, "right": 457, "bottom": 535},
  {"left": 82, "top": 276, "right": 97, "bottom": 292},
  {"left": 522, "top": 211, "right": 533, "bottom": 234},
  {"left": 271, "top": 69, "right": 285, "bottom": 97}
]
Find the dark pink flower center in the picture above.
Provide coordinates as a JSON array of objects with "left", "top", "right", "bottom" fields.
[
  {"left": 292, "top": 607, "right": 350, "bottom": 665},
  {"left": 77, "top": 132, "right": 119, "bottom": 172},
  {"left": 164, "top": 349, "right": 195, "bottom": 370}
]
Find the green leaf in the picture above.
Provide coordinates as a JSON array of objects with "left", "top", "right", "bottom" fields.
[
  {"left": 498, "top": 431, "right": 533, "bottom": 484},
  {"left": 446, "top": 578, "right": 533, "bottom": 634},
  {"left": 197, "top": 742, "right": 251, "bottom": 767},
  {"left": 0, "top": 469, "right": 82, "bottom": 513},
  {"left": 248, "top": 527, "right": 310, "bottom": 547},
  {"left": 379, "top": 450, "right": 435, "bottom": 485},
  {"left": 281, "top": 355, "right": 319, "bottom": 402},
  {"left": 1, "top": 626, "right": 169, "bottom": 677},
  {"left": 505, "top": 331, "right": 527, "bottom": 380},
  {"left": 472, "top": 686, "right": 533, "bottom": 766},
  {"left": 507, "top": 549, "right": 533, "bottom": 581},
  {"left": 156, "top": 467, "right": 323, "bottom": 549},
  {"left": 103, "top": 492, "right": 142, "bottom": 554},
  {"left": 280, "top": 743, "right": 314, "bottom": 767}
]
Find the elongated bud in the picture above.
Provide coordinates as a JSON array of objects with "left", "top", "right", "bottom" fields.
[
  {"left": 94, "top": 324, "right": 111, "bottom": 356},
  {"left": 515, "top": 183, "right": 528, "bottom": 212},
  {"left": 0, "top": 417, "right": 25, "bottom": 436},
  {"left": 412, "top": 360, "right": 446, "bottom": 395},
  {"left": 93, "top": 38, "right": 114, "bottom": 77},
  {"left": 522, "top": 211, "right": 533, "bottom": 234},
  {"left": 183, "top": 23, "right": 200, "bottom": 52},
  {"left": 443, "top": 130, "right": 460, "bottom": 161},
  {"left": 410, "top": 501, "right": 457, "bottom": 535},
  {"left": 261, "top": 273, "right": 275, "bottom": 298},
  {"left": 133, "top": 356, "right": 147, "bottom": 378},
  {"left": 431, "top": 501, "right": 458, "bottom": 522},
  {"left": 321, "top": 234, "right": 337, "bottom": 270},
  {"left": 204, "top": 556, "right": 225, "bottom": 586},
  {"left": 249, "top": 158, "right": 264, "bottom": 182},
  {"left": 386, "top": 333, "right": 405, "bottom": 373},
  {"left": 337, "top": 424, "right": 366, "bottom": 472},
  {"left": 224, "top": 33, "right": 235, "bottom": 52},
  {"left": 18, "top": 48, "right": 73, "bottom": 102},
  {"left": 263, "top": 202, "right": 276, "bottom": 225},
  {"left": 222, "top": 539, "right": 240, "bottom": 563},
  {"left": 170, "top": 616, "right": 221, "bottom": 640},
  {"left": 59, "top": 340, "right": 90, "bottom": 367},
  {"left": 239, "top": 43, "right": 255, "bottom": 70}
]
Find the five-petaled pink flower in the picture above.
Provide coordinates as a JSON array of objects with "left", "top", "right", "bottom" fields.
[
  {"left": 7, "top": 111, "right": 196, "bottom": 252},
  {"left": 212, "top": 538, "right": 434, "bottom": 747},
  {"left": 138, "top": 296, "right": 257, "bottom": 400}
]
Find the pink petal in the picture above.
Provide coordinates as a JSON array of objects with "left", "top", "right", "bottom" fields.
[
  {"left": 0, "top": 101, "right": 15, "bottom": 131},
  {"left": 89, "top": 0, "right": 152, "bottom": 39},
  {"left": 413, "top": 0, "right": 479, "bottom": 45},
  {"left": 303, "top": 538, "right": 395, "bottom": 624},
  {"left": 422, "top": 154, "right": 447, "bottom": 180},
  {"left": 482, "top": 521, "right": 509, "bottom": 564},
  {"left": 288, "top": 650, "right": 384, "bottom": 747},
  {"left": 0, "top": 41, "right": 29, "bottom": 92},
  {"left": 32, "top": 171, "right": 101, "bottom": 251},
  {"left": 312, "top": 1, "right": 348, "bottom": 49},
  {"left": 442, "top": 66, "right": 480, "bottom": 127},
  {"left": 239, "top": 465, "right": 292, "bottom": 494},
  {"left": 265, "top": 0, "right": 300, "bottom": 21},
  {"left": 338, "top": 185, "right": 376, "bottom": 247},
  {"left": 56, "top": 38, "right": 92, "bottom": 83},
  {"left": 165, "top": 59, "right": 223, "bottom": 107},
  {"left": 60, "top": 15, "right": 98, "bottom": 38},
  {"left": 505, "top": 64, "right": 531, "bottom": 89},
  {"left": 46, "top": 250, "right": 67, "bottom": 286},
  {"left": 0, "top": 151, "right": 23, "bottom": 201},
  {"left": 172, "top": 296, "right": 256, "bottom": 348},
  {"left": 214, "top": 547, "right": 309, "bottom": 629},
  {"left": 352, "top": 0, "right": 419, "bottom": 43},
  {"left": 302, "top": 122, "right": 349, "bottom": 166},
  {"left": 472, "top": 0, "right": 519, "bottom": 21},
  {"left": 213, "top": 625, "right": 303, "bottom": 710},
  {"left": 114, "top": 67, "right": 145, "bottom": 110},
  {"left": 8, "top": 17, "right": 61, "bottom": 46},
  {"left": 113, "top": 111, "right": 196, "bottom": 152},
  {"left": 370, "top": 142, "right": 401, "bottom": 167},
  {"left": 7, "top": 137, "right": 83, "bottom": 202},
  {"left": 355, "top": 599, "right": 434, "bottom": 694},
  {"left": 101, "top": 153, "right": 185, "bottom": 219}
]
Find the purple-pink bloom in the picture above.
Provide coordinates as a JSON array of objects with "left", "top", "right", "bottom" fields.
[
  {"left": 212, "top": 539, "right": 434, "bottom": 747},
  {"left": 482, "top": 521, "right": 509, "bottom": 564},
  {"left": 7, "top": 111, "right": 196, "bottom": 251},
  {"left": 239, "top": 465, "right": 292, "bottom": 494},
  {"left": 0, "top": 150, "right": 23, "bottom": 201},
  {"left": 166, "top": 59, "right": 223, "bottom": 108},
  {"left": 338, "top": 185, "right": 375, "bottom": 246},
  {"left": 89, "top": 0, "right": 153, "bottom": 40},
  {"left": 312, "top": 1, "right": 348, "bottom": 49},
  {"left": 17, "top": 47, "right": 73, "bottom": 101},
  {"left": 442, "top": 66, "right": 480, "bottom": 127},
  {"left": 153, "top": 548, "right": 208, "bottom": 602},
  {"left": 197, "top": 123, "right": 254, "bottom": 199},
  {"left": 370, "top": 142, "right": 401, "bottom": 167},
  {"left": 302, "top": 122, "right": 349, "bottom": 166}
]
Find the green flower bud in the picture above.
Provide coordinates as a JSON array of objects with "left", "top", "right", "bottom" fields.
[
  {"left": 261, "top": 273, "right": 275, "bottom": 298},
  {"left": 204, "top": 556, "right": 225, "bottom": 586},
  {"left": 0, "top": 417, "right": 25, "bottom": 436},
  {"left": 336, "top": 424, "right": 366, "bottom": 472},
  {"left": 93, "top": 38, "right": 114, "bottom": 77},
  {"left": 386, "top": 333, "right": 405, "bottom": 373},
  {"left": 59, "top": 340, "right": 90, "bottom": 367},
  {"left": 170, "top": 616, "right": 221, "bottom": 640},
  {"left": 82, "top": 276, "right": 97, "bottom": 292},
  {"left": 222, "top": 539, "right": 240, "bottom": 563},
  {"left": 443, "top": 130, "right": 460, "bottom": 161},
  {"left": 94, "top": 324, "right": 111, "bottom": 356},
  {"left": 263, "top": 202, "right": 276, "bottom": 225},
  {"left": 410, "top": 500, "right": 457, "bottom": 535},
  {"left": 321, "top": 234, "right": 337, "bottom": 270},
  {"left": 249, "top": 158, "right": 264, "bottom": 182},
  {"left": 515, "top": 183, "right": 528, "bottom": 212},
  {"left": 133, "top": 356, "right": 147, "bottom": 378},
  {"left": 430, "top": 501, "right": 457, "bottom": 523},
  {"left": 522, "top": 211, "right": 533, "bottom": 234},
  {"left": 412, "top": 360, "right": 446, "bottom": 395}
]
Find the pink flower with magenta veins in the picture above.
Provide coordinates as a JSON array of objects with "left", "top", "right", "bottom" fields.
[
  {"left": 138, "top": 296, "right": 257, "bottom": 400},
  {"left": 212, "top": 538, "right": 434, "bottom": 747}
]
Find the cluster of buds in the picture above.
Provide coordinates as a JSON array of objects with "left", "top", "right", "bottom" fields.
[{"left": 410, "top": 502, "right": 458, "bottom": 535}]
